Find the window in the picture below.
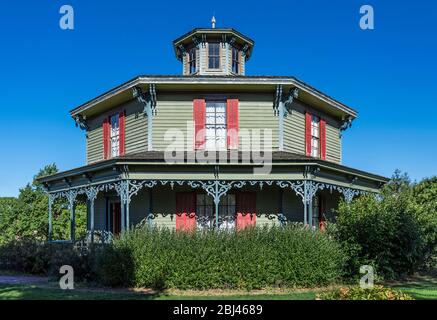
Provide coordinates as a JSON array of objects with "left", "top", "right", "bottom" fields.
[
  {"left": 205, "top": 101, "right": 226, "bottom": 150},
  {"left": 232, "top": 47, "right": 240, "bottom": 74},
  {"left": 196, "top": 193, "right": 236, "bottom": 229},
  {"left": 110, "top": 114, "right": 120, "bottom": 157},
  {"left": 188, "top": 48, "right": 197, "bottom": 74},
  {"left": 311, "top": 115, "right": 320, "bottom": 158},
  {"left": 208, "top": 43, "right": 220, "bottom": 69}
]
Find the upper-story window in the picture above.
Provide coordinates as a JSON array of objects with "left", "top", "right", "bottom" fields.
[
  {"left": 110, "top": 114, "right": 120, "bottom": 157},
  {"left": 208, "top": 43, "right": 220, "bottom": 69},
  {"left": 205, "top": 101, "right": 226, "bottom": 150},
  {"left": 311, "top": 115, "right": 320, "bottom": 158},
  {"left": 188, "top": 47, "right": 197, "bottom": 74},
  {"left": 232, "top": 47, "right": 240, "bottom": 74}
]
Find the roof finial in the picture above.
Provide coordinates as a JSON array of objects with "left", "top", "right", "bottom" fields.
[{"left": 211, "top": 15, "right": 216, "bottom": 29}]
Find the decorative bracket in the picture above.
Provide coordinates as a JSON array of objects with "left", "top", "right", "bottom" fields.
[
  {"left": 283, "top": 87, "right": 299, "bottom": 117},
  {"left": 340, "top": 116, "right": 353, "bottom": 137},
  {"left": 74, "top": 114, "right": 88, "bottom": 131},
  {"left": 192, "top": 36, "right": 200, "bottom": 47},
  {"left": 133, "top": 85, "right": 157, "bottom": 116}
]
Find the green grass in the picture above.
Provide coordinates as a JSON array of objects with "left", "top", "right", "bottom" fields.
[
  {"left": 388, "top": 274, "right": 437, "bottom": 300},
  {"left": 0, "top": 284, "right": 316, "bottom": 300},
  {"left": 1, "top": 274, "right": 436, "bottom": 300}
]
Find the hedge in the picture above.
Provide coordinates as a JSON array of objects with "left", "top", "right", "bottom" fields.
[{"left": 96, "top": 224, "right": 345, "bottom": 290}]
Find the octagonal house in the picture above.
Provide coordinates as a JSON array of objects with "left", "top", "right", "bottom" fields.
[{"left": 38, "top": 22, "right": 388, "bottom": 242}]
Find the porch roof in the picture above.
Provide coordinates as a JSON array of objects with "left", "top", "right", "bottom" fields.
[{"left": 37, "top": 151, "right": 389, "bottom": 187}]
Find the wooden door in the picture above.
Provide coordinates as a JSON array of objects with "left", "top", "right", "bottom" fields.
[{"left": 112, "top": 202, "right": 121, "bottom": 235}]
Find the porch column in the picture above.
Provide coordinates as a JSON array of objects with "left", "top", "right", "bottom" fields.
[
  {"left": 148, "top": 188, "right": 153, "bottom": 227},
  {"left": 48, "top": 194, "right": 54, "bottom": 242},
  {"left": 278, "top": 100, "right": 285, "bottom": 151},
  {"left": 115, "top": 180, "right": 129, "bottom": 232},
  {"left": 85, "top": 186, "right": 99, "bottom": 243},
  {"left": 308, "top": 198, "right": 313, "bottom": 229},
  {"left": 67, "top": 190, "right": 77, "bottom": 242}
]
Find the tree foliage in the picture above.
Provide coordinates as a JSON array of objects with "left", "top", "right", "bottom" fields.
[
  {"left": 0, "top": 164, "right": 87, "bottom": 244},
  {"left": 333, "top": 170, "right": 437, "bottom": 280}
]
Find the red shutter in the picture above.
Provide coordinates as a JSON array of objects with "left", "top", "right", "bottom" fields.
[
  {"left": 193, "top": 99, "right": 206, "bottom": 150},
  {"left": 226, "top": 98, "right": 239, "bottom": 149},
  {"left": 320, "top": 118, "right": 326, "bottom": 160},
  {"left": 305, "top": 112, "right": 312, "bottom": 157},
  {"left": 176, "top": 192, "right": 196, "bottom": 232},
  {"left": 119, "top": 111, "right": 126, "bottom": 156},
  {"left": 236, "top": 192, "right": 256, "bottom": 231},
  {"left": 103, "top": 117, "right": 110, "bottom": 159}
]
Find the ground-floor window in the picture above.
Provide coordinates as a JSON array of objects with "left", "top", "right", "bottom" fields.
[
  {"left": 177, "top": 192, "right": 254, "bottom": 231},
  {"left": 196, "top": 193, "right": 236, "bottom": 230}
]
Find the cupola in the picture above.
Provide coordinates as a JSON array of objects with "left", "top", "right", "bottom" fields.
[{"left": 173, "top": 18, "right": 254, "bottom": 76}]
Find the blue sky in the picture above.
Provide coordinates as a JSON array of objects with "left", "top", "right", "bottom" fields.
[{"left": 0, "top": 0, "right": 436, "bottom": 197}]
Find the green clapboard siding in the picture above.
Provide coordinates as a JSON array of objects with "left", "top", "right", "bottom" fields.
[
  {"left": 85, "top": 93, "right": 341, "bottom": 162},
  {"left": 125, "top": 100, "right": 148, "bottom": 155},
  {"left": 86, "top": 114, "right": 105, "bottom": 164},
  {"left": 282, "top": 101, "right": 342, "bottom": 164},
  {"left": 153, "top": 94, "right": 194, "bottom": 151},
  {"left": 86, "top": 99, "right": 147, "bottom": 164},
  {"left": 283, "top": 108, "right": 305, "bottom": 155},
  {"left": 238, "top": 93, "right": 278, "bottom": 150},
  {"left": 326, "top": 123, "right": 341, "bottom": 163}
]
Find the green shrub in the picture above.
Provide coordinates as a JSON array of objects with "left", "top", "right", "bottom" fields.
[
  {"left": 317, "top": 285, "right": 414, "bottom": 300},
  {"left": 96, "top": 224, "right": 345, "bottom": 290},
  {"left": 0, "top": 239, "right": 97, "bottom": 281},
  {"left": 332, "top": 172, "right": 437, "bottom": 280}
]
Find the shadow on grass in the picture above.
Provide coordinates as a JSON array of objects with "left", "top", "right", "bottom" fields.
[
  {"left": 0, "top": 284, "right": 317, "bottom": 300},
  {"left": 0, "top": 284, "right": 162, "bottom": 300}
]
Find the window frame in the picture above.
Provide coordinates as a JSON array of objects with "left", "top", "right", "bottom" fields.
[
  {"left": 109, "top": 113, "right": 120, "bottom": 158},
  {"left": 208, "top": 42, "right": 221, "bottom": 70},
  {"left": 205, "top": 100, "right": 227, "bottom": 151},
  {"left": 231, "top": 47, "right": 240, "bottom": 74},
  {"left": 196, "top": 193, "right": 236, "bottom": 229},
  {"left": 187, "top": 47, "right": 197, "bottom": 74},
  {"left": 311, "top": 115, "right": 320, "bottom": 158}
]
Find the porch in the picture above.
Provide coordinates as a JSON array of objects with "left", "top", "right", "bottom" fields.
[{"left": 39, "top": 151, "right": 387, "bottom": 243}]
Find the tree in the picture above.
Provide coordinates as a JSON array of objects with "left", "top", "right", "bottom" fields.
[
  {"left": 334, "top": 171, "right": 437, "bottom": 280},
  {"left": 0, "top": 164, "right": 87, "bottom": 244}
]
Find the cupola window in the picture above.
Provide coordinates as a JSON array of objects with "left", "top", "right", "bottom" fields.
[
  {"left": 208, "top": 43, "right": 220, "bottom": 69},
  {"left": 232, "top": 47, "right": 240, "bottom": 74},
  {"left": 188, "top": 47, "right": 197, "bottom": 74}
]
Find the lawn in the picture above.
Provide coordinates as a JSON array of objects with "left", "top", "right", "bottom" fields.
[
  {"left": 387, "top": 274, "right": 437, "bottom": 300},
  {"left": 0, "top": 274, "right": 436, "bottom": 300},
  {"left": 0, "top": 284, "right": 316, "bottom": 300}
]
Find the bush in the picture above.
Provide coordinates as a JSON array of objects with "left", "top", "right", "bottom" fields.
[
  {"left": 317, "top": 285, "right": 414, "bottom": 300},
  {"left": 0, "top": 239, "right": 98, "bottom": 281},
  {"left": 332, "top": 172, "right": 437, "bottom": 280},
  {"left": 96, "top": 224, "right": 345, "bottom": 290}
]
